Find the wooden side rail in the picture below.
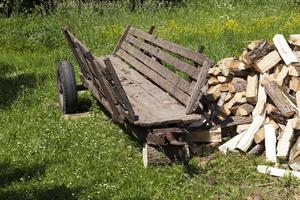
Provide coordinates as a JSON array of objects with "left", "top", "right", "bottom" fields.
[
  {"left": 62, "top": 27, "right": 135, "bottom": 122},
  {"left": 113, "top": 26, "right": 213, "bottom": 112}
]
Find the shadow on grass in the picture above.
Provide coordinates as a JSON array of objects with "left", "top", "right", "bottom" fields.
[
  {"left": 0, "top": 62, "right": 46, "bottom": 108},
  {"left": 0, "top": 185, "right": 81, "bottom": 200},
  {"left": 0, "top": 162, "right": 46, "bottom": 186},
  {"left": 0, "top": 161, "right": 81, "bottom": 200}
]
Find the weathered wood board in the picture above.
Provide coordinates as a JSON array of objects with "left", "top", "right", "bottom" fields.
[{"left": 104, "top": 56, "right": 204, "bottom": 126}]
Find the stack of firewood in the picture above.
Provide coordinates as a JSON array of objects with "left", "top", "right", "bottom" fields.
[{"left": 204, "top": 34, "right": 300, "bottom": 178}]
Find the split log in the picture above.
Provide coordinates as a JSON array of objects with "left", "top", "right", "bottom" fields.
[
  {"left": 273, "top": 64, "right": 283, "bottom": 74},
  {"left": 264, "top": 123, "right": 277, "bottom": 163},
  {"left": 297, "top": 91, "right": 300, "bottom": 116},
  {"left": 257, "top": 165, "right": 300, "bottom": 179},
  {"left": 293, "top": 117, "right": 300, "bottom": 130},
  {"left": 231, "top": 77, "right": 247, "bottom": 92},
  {"left": 289, "top": 34, "right": 300, "bottom": 46},
  {"left": 289, "top": 137, "right": 300, "bottom": 171},
  {"left": 289, "top": 157, "right": 300, "bottom": 172},
  {"left": 263, "top": 81, "right": 297, "bottom": 118},
  {"left": 289, "top": 76, "right": 300, "bottom": 92},
  {"left": 273, "top": 34, "right": 298, "bottom": 65},
  {"left": 218, "top": 116, "right": 253, "bottom": 127},
  {"left": 246, "top": 73, "right": 258, "bottom": 104},
  {"left": 254, "top": 50, "right": 282, "bottom": 73},
  {"left": 187, "top": 127, "right": 222, "bottom": 143},
  {"left": 294, "top": 51, "right": 300, "bottom": 62},
  {"left": 208, "top": 76, "right": 219, "bottom": 85},
  {"left": 236, "top": 124, "right": 250, "bottom": 133},
  {"left": 247, "top": 40, "right": 265, "bottom": 50},
  {"left": 221, "top": 92, "right": 246, "bottom": 116},
  {"left": 236, "top": 103, "right": 254, "bottom": 116},
  {"left": 248, "top": 143, "right": 265, "bottom": 155},
  {"left": 252, "top": 80, "right": 267, "bottom": 117},
  {"left": 208, "top": 67, "right": 221, "bottom": 76},
  {"left": 266, "top": 103, "right": 286, "bottom": 124},
  {"left": 275, "top": 65, "right": 289, "bottom": 86},
  {"left": 225, "top": 92, "right": 233, "bottom": 102},
  {"left": 236, "top": 114, "right": 266, "bottom": 152},
  {"left": 254, "top": 127, "right": 265, "bottom": 144},
  {"left": 277, "top": 119, "right": 295, "bottom": 160},
  {"left": 288, "top": 65, "right": 300, "bottom": 76},
  {"left": 219, "top": 83, "right": 235, "bottom": 93},
  {"left": 206, "top": 84, "right": 221, "bottom": 101},
  {"left": 244, "top": 40, "right": 275, "bottom": 64},
  {"left": 142, "top": 143, "right": 171, "bottom": 167},
  {"left": 217, "top": 76, "right": 231, "bottom": 83},
  {"left": 218, "top": 131, "right": 246, "bottom": 154}
]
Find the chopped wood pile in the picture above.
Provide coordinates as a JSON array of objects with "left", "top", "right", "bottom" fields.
[{"left": 203, "top": 34, "right": 300, "bottom": 178}]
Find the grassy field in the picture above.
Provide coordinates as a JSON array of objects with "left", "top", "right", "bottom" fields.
[{"left": 1, "top": 0, "right": 300, "bottom": 199}]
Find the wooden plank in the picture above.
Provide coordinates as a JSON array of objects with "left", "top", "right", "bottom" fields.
[
  {"left": 273, "top": 34, "right": 298, "bottom": 65},
  {"left": 62, "top": 28, "right": 92, "bottom": 79},
  {"left": 116, "top": 49, "right": 190, "bottom": 105},
  {"left": 112, "top": 25, "right": 131, "bottom": 55},
  {"left": 91, "top": 60, "right": 124, "bottom": 122},
  {"left": 254, "top": 50, "right": 282, "bottom": 73},
  {"left": 125, "top": 34, "right": 199, "bottom": 80},
  {"left": 187, "top": 127, "right": 222, "bottom": 143},
  {"left": 120, "top": 41, "right": 192, "bottom": 94},
  {"left": 186, "top": 60, "right": 211, "bottom": 114},
  {"left": 236, "top": 114, "right": 265, "bottom": 152},
  {"left": 264, "top": 123, "right": 277, "bottom": 163},
  {"left": 263, "top": 81, "right": 297, "bottom": 118},
  {"left": 257, "top": 165, "right": 300, "bottom": 179},
  {"left": 128, "top": 27, "right": 208, "bottom": 66},
  {"left": 246, "top": 73, "right": 258, "bottom": 104},
  {"left": 277, "top": 119, "right": 295, "bottom": 160},
  {"left": 103, "top": 57, "right": 135, "bottom": 121}
]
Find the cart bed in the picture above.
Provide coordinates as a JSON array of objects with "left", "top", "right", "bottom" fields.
[
  {"left": 62, "top": 26, "right": 213, "bottom": 127},
  {"left": 97, "top": 56, "right": 203, "bottom": 126}
]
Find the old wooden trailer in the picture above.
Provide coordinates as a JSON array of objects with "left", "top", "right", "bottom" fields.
[{"left": 57, "top": 25, "right": 214, "bottom": 166}]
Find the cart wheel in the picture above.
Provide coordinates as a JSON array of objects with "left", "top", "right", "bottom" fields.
[
  {"left": 142, "top": 143, "right": 171, "bottom": 167},
  {"left": 57, "top": 60, "right": 78, "bottom": 114}
]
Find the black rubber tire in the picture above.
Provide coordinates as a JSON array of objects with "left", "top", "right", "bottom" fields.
[{"left": 57, "top": 61, "right": 78, "bottom": 114}]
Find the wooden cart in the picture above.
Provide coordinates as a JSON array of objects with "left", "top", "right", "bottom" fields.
[{"left": 57, "top": 25, "right": 214, "bottom": 166}]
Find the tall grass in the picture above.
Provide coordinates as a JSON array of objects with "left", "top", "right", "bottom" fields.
[{"left": 0, "top": 0, "right": 300, "bottom": 199}]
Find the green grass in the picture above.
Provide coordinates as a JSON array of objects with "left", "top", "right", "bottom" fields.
[{"left": 1, "top": 0, "right": 300, "bottom": 199}]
